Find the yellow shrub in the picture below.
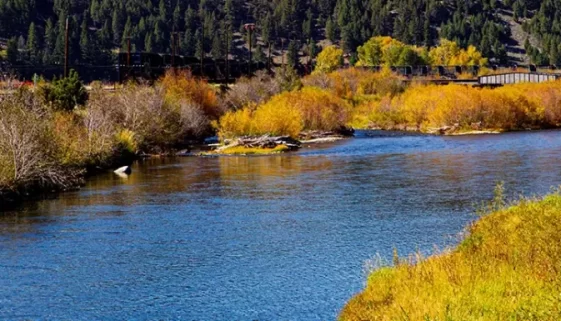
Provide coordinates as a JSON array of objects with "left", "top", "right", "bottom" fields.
[
  {"left": 217, "top": 87, "right": 350, "bottom": 138},
  {"left": 52, "top": 112, "right": 89, "bottom": 166},
  {"left": 115, "top": 129, "right": 138, "bottom": 154},
  {"left": 253, "top": 95, "right": 303, "bottom": 137},
  {"left": 356, "top": 80, "right": 561, "bottom": 132},
  {"left": 217, "top": 108, "right": 255, "bottom": 139},
  {"left": 351, "top": 96, "right": 406, "bottom": 129}
]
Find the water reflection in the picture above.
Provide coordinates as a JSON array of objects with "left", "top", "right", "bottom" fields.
[{"left": 2, "top": 130, "right": 561, "bottom": 320}]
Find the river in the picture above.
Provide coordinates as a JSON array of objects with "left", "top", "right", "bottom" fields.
[{"left": 2, "top": 130, "right": 561, "bottom": 320}]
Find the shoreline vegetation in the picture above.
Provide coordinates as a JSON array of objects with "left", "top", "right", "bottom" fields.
[
  {"left": 340, "top": 185, "right": 561, "bottom": 320},
  {"left": 3, "top": 38, "right": 561, "bottom": 205}
]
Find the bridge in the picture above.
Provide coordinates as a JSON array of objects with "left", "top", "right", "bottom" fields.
[
  {"left": 401, "top": 72, "right": 561, "bottom": 87},
  {"left": 374, "top": 65, "right": 561, "bottom": 86}
]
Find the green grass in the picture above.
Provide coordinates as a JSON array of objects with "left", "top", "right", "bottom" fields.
[
  {"left": 340, "top": 188, "right": 561, "bottom": 321},
  {"left": 205, "top": 144, "right": 291, "bottom": 156}
]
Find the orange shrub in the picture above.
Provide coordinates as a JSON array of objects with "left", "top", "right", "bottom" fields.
[{"left": 160, "top": 70, "right": 222, "bottom": 119}]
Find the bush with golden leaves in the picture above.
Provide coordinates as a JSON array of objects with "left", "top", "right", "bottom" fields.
[
  {"left": 217, "top": 87, "right": 351, "bottom": 139},
  {"left": 359, "top": 81, "right": 561, "bottom": 132}
]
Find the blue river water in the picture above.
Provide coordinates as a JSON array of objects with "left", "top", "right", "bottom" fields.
[{"left": 2, "top": 130, "right": 561, "bottom": 320}]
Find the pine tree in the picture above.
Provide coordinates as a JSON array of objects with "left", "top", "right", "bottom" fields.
[
  {"left": 43, "top": 18, "right": 56, "bottom": 64},
  {"left": 90, "top": 0, "right": 101, "bottom": 24},
  {"left": 309, "top": 39, "right": 318, "bottom": 58},
  {"left": 254, "top": 44, "right": 265, "bottom": 62},
  {"left": 27, "top": 22, "right": 39, "bottom": 63},
  {"left": 286, "top": 40, "right": 298, "bottom": 67},
  {"left": 144, "top": 33, "right": 153, "bottom": 53},
  {"left": 195, "top": 29, "right": 204, "bottom": 59},
  {"left": 80, "top": 18, "right": 90, "bottom": 62},
  {"left": 182, "top": 28, "right": 195, "bottom": 56},
  {"left": 262, "top": 13, "right": 272, "bottom": 45},
  {"left": 326, "top": 17, "right": 337, "bottom": 42},
  {"left": 112, "top": 10, "right": 123, "bottom": 45},
  {"left": 99, "top": 19, "right": 111, "bottom": 48},
  {"left": 173, "top": 2, "right": 181, "bottom": 30},
  {"left": 224, "top": 0, "right": 234, "bottom": 23},
  {"left": 54, "top": 17, "right": 67, "bottom": 63},
  {"left": 122, "top": 16, "right": 132, "bottom": 48},
  {"left": 159, "top": 0, "right": 167, "bottom": 23},
  {"left": 303, "top": 8, "right": 313, "bottom": 40},
  {"left": 6, "top": 37, "right": 19, "bottom": 64},
  {"left": 211, "top": 33, "right": 223, "bottom": 59},
  {"left": 184, "top": 6, "right": 196, "bottom": 30},
  {"left": 550, "top": 41, "right": 560, "bottom": 65}
]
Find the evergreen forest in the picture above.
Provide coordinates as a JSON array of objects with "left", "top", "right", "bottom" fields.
[{"left": 1, "top": 0, "right": 560, "bottom": 67}]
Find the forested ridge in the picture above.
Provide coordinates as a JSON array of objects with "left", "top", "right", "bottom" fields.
[{"left": 1, "top": 0, "right": 561, "bottom": 67}]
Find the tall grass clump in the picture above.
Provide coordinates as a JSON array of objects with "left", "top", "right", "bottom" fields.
[
  {"left": 340, "top": 189, "right": 561, "bottom": 321},
  {"left": 217, "top": 87, "right": 351, "bottom": 139}
]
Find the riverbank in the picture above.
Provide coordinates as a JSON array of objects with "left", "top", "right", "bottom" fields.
[
  {"left": 340, "top": 186, "right": 561, "bottom": 321},
  {"left": 0, "top": 70, "right": 220, "bottom": 209},
  {"left": 4, "top": 66, "right": 561, "bottom": 207}
]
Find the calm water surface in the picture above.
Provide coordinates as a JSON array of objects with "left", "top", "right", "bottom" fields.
[{"left": 2, "top": 130, "right": 561, "bottom": 320}]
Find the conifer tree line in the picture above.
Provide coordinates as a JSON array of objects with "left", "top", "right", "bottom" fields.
[{"left": 0, "top": 0, "right": 560, "bottom": 67}]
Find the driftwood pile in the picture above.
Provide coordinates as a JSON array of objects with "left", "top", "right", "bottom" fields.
[
  {"left": 236, "top": 135, "right": 301, "bottom": 149},
  {"left": 299, "top": 127, "right": 355, "bottom": 140},
  {"left": 217, "top": 135, "right": 301, "bottom": 153}
]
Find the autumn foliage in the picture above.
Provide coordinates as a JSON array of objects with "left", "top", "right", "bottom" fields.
[
  {"left": 356, "top": 36, "right": 487, "bottom": 67},
  {"left": 160, "top": 70, "right": 222, "bottom": 119},
  {"left": 314, "top": 45, "right": 343, "bottom": 74},
  {"left": 358, "top": 81, "right": 561, "bottom": 132},
  {"left": 217, "top": 87, "right": 351, "bottom": 138}
]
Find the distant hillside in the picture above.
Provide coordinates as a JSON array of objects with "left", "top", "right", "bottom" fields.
[{"left": 0, "top": 0, "right": 559, "bottom": 67}]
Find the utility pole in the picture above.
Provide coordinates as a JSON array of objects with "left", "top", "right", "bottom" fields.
[
  {"left": 280, "top": 38, "right": 286, "bottom": 71},
  {"left": 125, "top": 37, "right": 131, "bottom": 80},
  {"left": 244, "top": 23, "right": 256, "bottom": 75},
  {"left": 267, "top": 42, "right": 272, "bottom": 72},
  {"left": 200, "top": 24, "right": 204, "bottom": 77},
  {"left": 127, "top": 37, "right": 131, "bottom": 67},
  {"left": 171, "top": 31, "right": 177, "bottom": 72},
  {"left": 225, "top": 26, "right": 230, "bottom": 82},
  {"left": 64, "top": 17, "right": 69, "bottom": 78}
]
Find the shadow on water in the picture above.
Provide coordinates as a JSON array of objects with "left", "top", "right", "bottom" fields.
[{"left": 2, "top": 130, "right": 561, "bottom": 320}]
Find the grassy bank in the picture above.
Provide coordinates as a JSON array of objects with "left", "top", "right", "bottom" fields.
[
  {"left": 340, "top": 187, "right": 561, "bottom": 321},
  {"left": 0, "top": 70, "right": 220, "bottom": 207}
]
